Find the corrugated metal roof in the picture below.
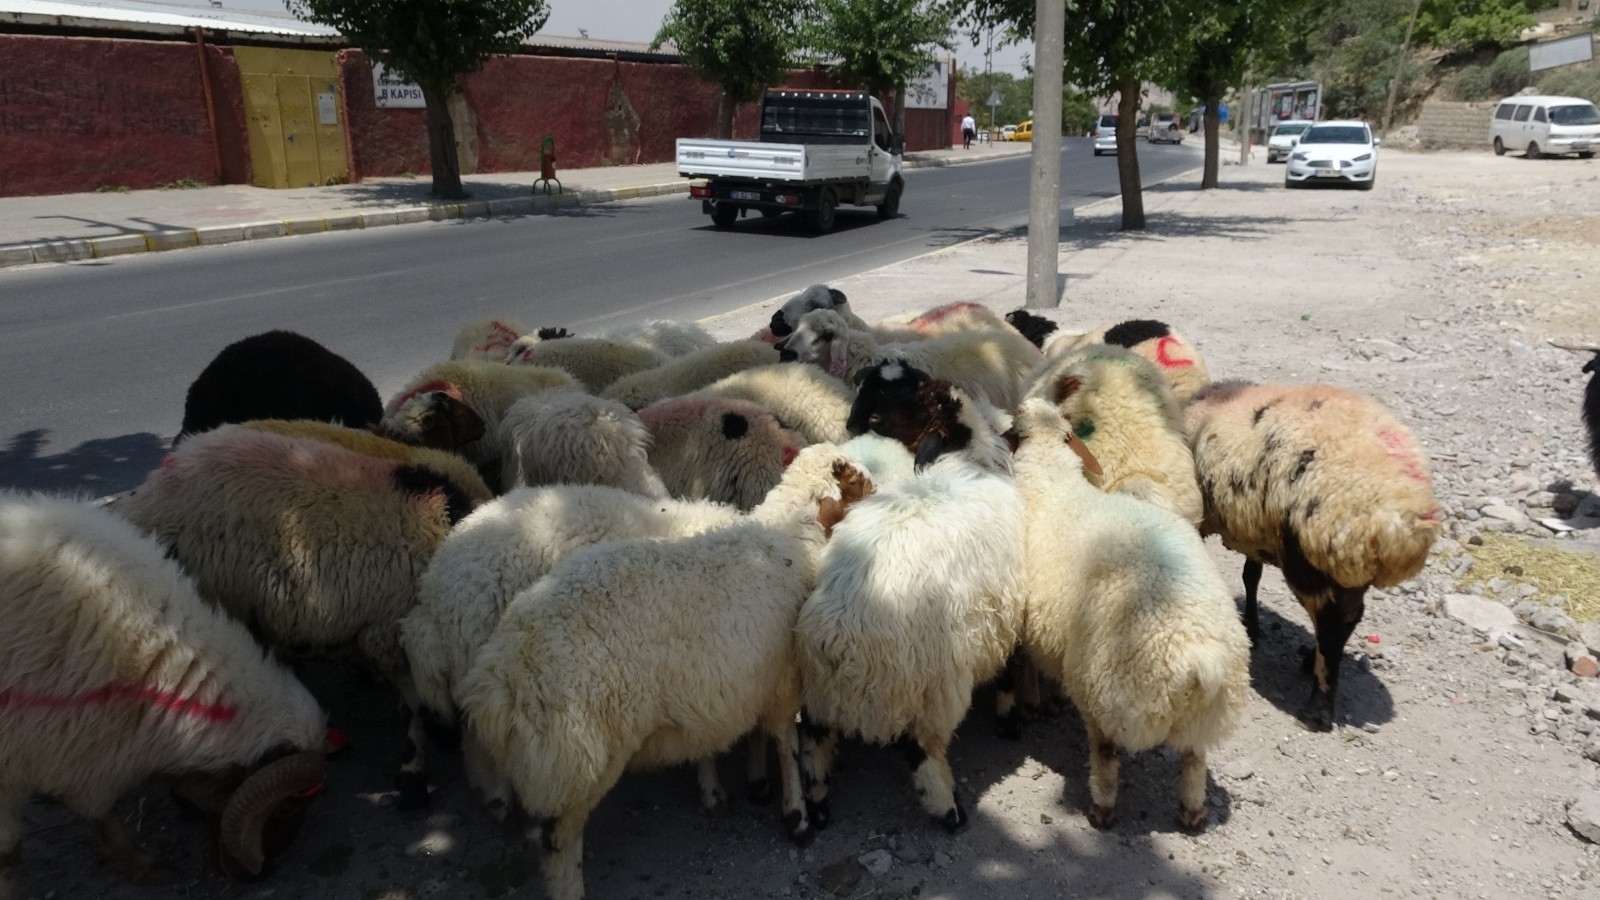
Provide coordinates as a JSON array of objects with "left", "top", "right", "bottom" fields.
[
  {"left": 524, "top": 32, "right": 679, "bottom": 58},
  {"left": 0, "top": 0, "right": 339, "bottom": 38}
]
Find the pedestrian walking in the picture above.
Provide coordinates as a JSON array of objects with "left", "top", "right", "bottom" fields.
[{"left": 961, "top": 113, "right": 976, "bottom": 150}]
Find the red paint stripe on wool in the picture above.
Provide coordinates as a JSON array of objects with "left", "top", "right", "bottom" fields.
[
  {"left": 1153, "top": 336, "right": 1195, "bottom": 369},
  {"left": 391, "top": 380, "right": 466, "bottom": 410},
  {"left": 0, "top": 683, "right": 237, "bottom": 723},
  {"left": 1377, "top": 428, "right": 1429, "bottom": 483},
  {"left": 472, "top": 320, "right": 520, "bottom": 354},
  {"left": 914, "top": 302, "right": 984, "bottom": 330}
]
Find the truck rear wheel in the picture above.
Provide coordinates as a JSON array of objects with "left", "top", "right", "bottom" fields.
[
  {"left": 877, "top": 179, "right": 902, "bottom": 220},
  {"left": 807, "top": 188, "right": 838, "bottom": 233},
  {"left": 710, "top": 203, "right": 739, "bottom": 228}
]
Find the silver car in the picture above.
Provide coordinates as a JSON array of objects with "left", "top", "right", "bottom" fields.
[
  {"left": 1284, "top": 120, "right": 1379, "bottom": 190},
  {"left": 1266, "top": 119, "right": 1314, "bottom": 163},
  {"left": 1092, "top": 114, "right": 1119, "bottom": 156}
]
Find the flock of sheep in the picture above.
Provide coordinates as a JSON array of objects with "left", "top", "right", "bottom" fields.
[{"left": 2, "top": 285, "right": 1458, "bottom": 900}]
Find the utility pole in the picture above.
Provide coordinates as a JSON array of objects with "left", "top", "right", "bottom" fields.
[
  {"left": 1237, "top": 70, "right": 1253, "bottom": 167},
  {"left": 1025, "top": 0, "right": 1064, "bottom": 309},
  {"left": 985, "top": 26, "right": 994, "bottom": 133},
  {"left": 1382, "top": 0, "right": 1424, "bottom": 136}
]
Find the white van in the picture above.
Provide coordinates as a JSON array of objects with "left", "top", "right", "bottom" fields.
[{"left": 1489, "top": 95, "right": 1600, "bottom": 159}]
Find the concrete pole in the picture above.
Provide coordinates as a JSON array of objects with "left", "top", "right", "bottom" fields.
[
  {"left": 1237, "top": 74, "right": 1252, "bottom": 166},
  {"left": 1025, "top": 0, "right": 1065, "bottom": 309}
]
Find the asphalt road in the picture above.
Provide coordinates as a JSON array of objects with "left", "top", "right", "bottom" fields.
[{"left": 0, "top": 138, "right": 1201, "bottom": 494}]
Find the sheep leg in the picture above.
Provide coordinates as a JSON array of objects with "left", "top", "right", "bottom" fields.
[
  {"left": 1241, "top": 558, "right": 1264, "bottom": 645},
  {"left": 91, "top": 811, "right": 170, "bottom": 884},
  {"left": 1, "top": 799, "right": 22, "bottom": 900},
  {"left": 1302, "top": 585, "right": 1367, "bottom": 732},
  {"left": 900, "top": 730, "right": 965, "bottom": 833},
  {"left": 1176, "top": 748, "right": 1209, "bottom": 833},
  {"left": 766, "top": 721, "right": 813, "bottom": 846},
  {"left": 798, "top": 711, "right": 837, "bottom": 830},
  {"left": 745, "top": 731, "right": 773, "bottom": 805},
  {"left": 394, "top": 705, "right": 431, "bottom": 811},
  {"left": 534, "top": 811, "right": 588, "bottom": 900},
  {"left": 695, "top": 758, "right": 728, "bottom": 816},
  {"left": 994, "top": 649, "right": 1025, "bottom": 740},
  {"left": 1083, "top": 718, "right": 1120, "bottom": 829}
]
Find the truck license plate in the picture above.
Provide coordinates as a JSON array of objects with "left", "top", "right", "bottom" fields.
[{"left": 731, "top": 190, "right": 761, "bottom": 201}]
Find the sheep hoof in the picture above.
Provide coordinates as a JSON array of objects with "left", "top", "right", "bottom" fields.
[
  {"left": 394, "top": 771, "right": 431, "bottom": 811},
  {"left": 1296, "top": 698, "right": 1335, "bottom": 733},
  {"left": 940, "top": 802, "right": 968, "bottom": 834},
  {"left": 783, "top": 810, "right": 815, "bottom": 847},
  {"left": 806, "top": 798, "right": 832, "bottom": 831},
  {"left": 1177, "top": 805, "right": 1208, "bottom": 834},
  {"left": 747, "top": 777, "right": 773, "bottom": 806},
  {"left": 1087, "top": 804, "right": 1117, "bottom": 830},
  {"left": 701, "top": 790, "right": 730, "bottom": 817},
  {"left": 1299, "top": 646, "right": 1317, "bottom": 674}
]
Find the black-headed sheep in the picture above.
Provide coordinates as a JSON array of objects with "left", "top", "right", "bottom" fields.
[
  {"left": 0, "top": 493, "right": 326, "bottom": 894},
  {"left": 767, "top": 284, "right": 864, "bottom": 338},
  {"left": 1011, "top": 399, "right": 1250, "bottom": 831},
  {"left": 458, "top": 445, "right": 875, "bottom": 900},
  {"left": 380, "top": 359, "right": 575, "bottom": 476},
  {"left": 1185, "top": 380, "right": 1441, "bottom": 731},
  {"left": 176, "top": 330, "right": 381, "bottom": 444},
  {"left": 1550, "top": 338, "right": 1600, "bottom": 479}
]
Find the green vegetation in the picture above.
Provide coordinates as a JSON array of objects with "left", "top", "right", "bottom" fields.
[
  {"left": 158, "top": 178, "right": 208, "bottom": 190},
  {"left": 653, "top": 0, "right": 807, "bottom": 138},
  {"left": 802, "top": 0, "right": 954, "bottom": 132}
]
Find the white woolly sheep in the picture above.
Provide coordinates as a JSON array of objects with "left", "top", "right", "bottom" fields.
[
  {"left": 381, "top": 359, "right": 577, "bottom": 474},
  {"left": 495, "top": 390, "right": 668, "bottom": 497},
  {"left": 458, "top": 445, "right": 874, "bottom": 900},
  {"left": 688, "top": 363, "right": 855, "bottom": 444},
  {"left": 601, "top": 340, "right": 781, "bottom": 409},
  {"left": 399, "top": 484, "right": 739, "bottom": 813},
  {"left": 598, "top": 319, "right": 721, "bottom": 358},
  {"left": 767, "top": 284, "right": 868, "bottom": 338},
  {"left": 1057, "top": 319, "right": 1213, "bottom": 403},
  {"left": 1185, "top": 380, "right": 1442, "bottom": 731},
  {"left": 109, "top": 425, "right": 480, "bottom": 808},
  {"left": 0, "top": 493, "right": 327, "bottom": 896},
  {"left": 777, "top": 308, "right": 1040, "bottom": 411},
  {"left": 1010, "top": 399, "right": 1251, "bottom": 832},
  {"left": 837, "top": 432, "right": 916, "bottom": 488},
  {"left": 876, "top": 301, "right": 1013, "bottom": 341},
  {"left": 1022, "top": 346, "right": 1204, "bottom": 526},
  {"left": 241, "top": 419, "right": 494, "bottom": 506},
  {"left": 636, "top": 396, "right": 806, "bottom": 510},
  {"left": 797, "top": 366, "right": 1024, "bottom": 831},
  {"left": 451, "top": 318, "right": 529, "bottom": 362},
  {"left": 506, "top": 336, "right": 666, "bottom": 392}
]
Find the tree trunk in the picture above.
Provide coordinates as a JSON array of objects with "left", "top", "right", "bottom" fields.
[
  {"left": 1115, "top": 73, "right": 1145, "bottom": 231},
  {"left": 892, "top": 87, "right": 906, "bottom": 139},
  {"left": 1202, "top": 90, "right": 1222, "bottom": 189},
  {"left": 717, "top": 91, "right": 735, "bottom": 139},
  {"left": 421, "top": 82, "right": 466, "bottom": 200}
]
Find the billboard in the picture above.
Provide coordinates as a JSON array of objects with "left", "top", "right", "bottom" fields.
[
  {"left": 1530, "top": 33, "right": 1595, "bottom": 72},
  {"left": 905, "top": 58, "right": 950, "bottom": 110}
]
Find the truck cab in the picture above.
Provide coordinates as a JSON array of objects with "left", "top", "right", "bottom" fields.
[{"left": 677, "top": 90, "right": 905, "bottom": 233}]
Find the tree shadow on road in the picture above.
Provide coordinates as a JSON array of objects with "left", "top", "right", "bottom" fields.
[{"left": 0, "top": 429, "right": 166, "bottom": 496}]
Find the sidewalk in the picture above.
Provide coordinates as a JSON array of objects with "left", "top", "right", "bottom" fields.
[{"left": 0, "top": 141, "right": 1033, "bottom": 268}]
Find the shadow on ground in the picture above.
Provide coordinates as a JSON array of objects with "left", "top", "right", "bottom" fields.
[{"left": 0, "top": 429, "right": 166, "bottom": 495}]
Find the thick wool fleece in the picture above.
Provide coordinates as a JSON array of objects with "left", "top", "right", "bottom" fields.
[
  {"left": 1184, "top": 381, "right": 1441, "bottom": 590},
  {"left": 601, "top": 340, "right": 782, "bottom": 410},
  {"left": 110, "top": 426, "right": 475, "bottom": 681},
  {"left": 451, "top": 318, "right": 528, "bottom": 362},
  {"left": 382, "top": 360, "right": 577, "bottom": 466},
  {"left": 506, "top": 337, "right": 666, "bottom": 392},
  {"left": 1024, "top": 346, "right": 1203, "bottom": 527},
  {"left": 242, "top": 419, "right": 493, "bottom": 505},
  {"left": 637, "top": 396, "right": 806, "bottom": 511},
  {"left": 177, "top": 330, "right": 383, "bottom": 442},
  {"left": 689, "top": 363, "right": 855, "bottom": 444},
  {"left": 401, "top": 484, "right": 739, "bottom": 718},
  {"left": 1058, "top": 319, "right": 1213, "bottom": 404},
  {"left": 0, "top": 493, "right": 323, "bottom": 842},
  {"left": 598, "top": 319, "right": 721, "bottom": 359},
  {"left": 496, "top": 391, "right": 668, "bottom": 496}
]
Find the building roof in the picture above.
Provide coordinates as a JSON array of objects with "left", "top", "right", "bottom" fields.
[{"left": 0, "top": 0, "right": 338, "bottom": 39}]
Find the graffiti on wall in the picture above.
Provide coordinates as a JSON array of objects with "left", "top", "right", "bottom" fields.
[{"left": 0, "top": 77, "right": 203, "bottom": 137}]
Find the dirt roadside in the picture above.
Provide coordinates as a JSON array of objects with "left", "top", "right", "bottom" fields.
[{"left": 17, "top": 148, "right": 1600, "bottom": 900}]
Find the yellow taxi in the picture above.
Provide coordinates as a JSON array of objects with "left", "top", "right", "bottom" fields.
[{"left": 1011, "top": 119, "right": 1033, "bottom": 142}]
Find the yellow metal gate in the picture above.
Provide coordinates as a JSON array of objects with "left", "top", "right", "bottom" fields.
[{"left": 234, "top": 47, "right": 349, "bottom": 189}]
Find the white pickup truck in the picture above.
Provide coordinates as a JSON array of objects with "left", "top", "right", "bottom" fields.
[{"left": 677, "top": 89, "right": 905, "bottom": 233}]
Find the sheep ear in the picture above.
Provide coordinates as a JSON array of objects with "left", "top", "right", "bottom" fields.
[
  {"left": 721, "top": 412, "right": 749, "bottom": 440},
  {"left": 1064, "top": 432, "right": 1104, "bottom": 477},
  {"left": 418, "top": 394, "right": 485, "bottom": 450},
  {"left": 827, "top": 335, "right": 849, "bottom": 379},
  {"left": 769, "top": 310, "right": 793, "bottom": 338},
  {"left": 913, "top": 432, "right": 945, "bottom": 470},
  {"left": 828, "top": 288, "right": 848, "bottom": 305},
  {"left": 1051, "top": 375, "right": 1081, "bottom": 404}
]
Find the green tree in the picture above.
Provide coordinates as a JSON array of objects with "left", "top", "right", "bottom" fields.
[
  {"left": 289, "top": 0, "right": 549, "bottom": 199},
  {"left": 957, "top": 67, "right": 1033, "bottom": 129},
  {"left": 804, "top": 0, "right": 956, "bottom": 134},
  {"left": 655, "top": 0, "right": 808, "bottom": 138},
  {"left": 1415, "top": 0, "right": 1535, "bottom": 52},
  {"left": 1061, "top": 87, "right": 1098, "bottom": 134}
]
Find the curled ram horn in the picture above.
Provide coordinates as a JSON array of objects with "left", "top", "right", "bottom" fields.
[
  {"left": 218, "top": 751, "right": 324, "bottom": 875},
  {"left": 1548, "top": 338, "right": 1600, "bottom": 353}
]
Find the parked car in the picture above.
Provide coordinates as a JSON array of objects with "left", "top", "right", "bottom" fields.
[
  {"left": 999, "top": 124, "right": 1018, "bottom": 141},
  {"left": 1012, "top": 120, "right": 1033, "bottom": 142},
  {"left": 1490, "top": 95, "right": 1600, "bottom": 159},
  {"left": 1091, "top": 114, "right": 1118, "bottom": 156},
  {"left": 1265, "top": 119, "right": 1315, "bottom": 163},
  {"left": 1146, "top": 112, "right": 1183, "bottom": 143},
  {"left": 1284, "top": 120, "right": 1379, "bottom": 190}
]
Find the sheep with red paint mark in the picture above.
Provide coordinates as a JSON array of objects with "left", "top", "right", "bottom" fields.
[
  {"left": 1, "top": 493, "right": 326, "bottom": 898},
  {"left": 1184, "top": 381, "right": 1441, "bottom": 731},
  {"left": 1009, "top": 398, "right": 1249, "bottom": 832},
  {"left": 241, "top": 419, "right": 495, "bottom": 506},
  {"left": 600, "top": 340, "right": 782, "bottom": 410},
  {"left": 451, "top": 318, "right": 530, "bottom": 362},
  {"left": 1023, "top": 346, "right": 1204, "bottom": 526},
  {"left": 381, "top": 359, "right": 578, "bottom": 478},
  {"left": 1057, "top": 319, "right": 1213, "bottom": 403},
  {"left": 458, "top": 445, "right": 874, "bottom": 900},
  {"left": 108, "top": 426, "right": 482, "bottom": 808},
  {"left": 636, "top": 395, "right": 807, "bottom": 510}
]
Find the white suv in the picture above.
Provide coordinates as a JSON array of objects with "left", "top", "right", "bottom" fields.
[
  {"left": 1266, "top": 119, "right": 1314, "bottom": 163},
  {"left": 1146, "top": 113, "right": 1183, "bottom": 143},
  {"left": 1092, "top": 114, "right": 1119, "bottom": 156}
]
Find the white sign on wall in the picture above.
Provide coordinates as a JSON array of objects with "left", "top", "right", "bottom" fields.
[
  {"left": 1529, "top": 33, "right": 1594, "bottom": 72},
  {"left": 905, "top": 58, "right": 950, "bottom": 110},
  {"left": 317, "top": 91, "right": 338, "bottom": 125},
  {"left": 372, "top": 63, "right": 426, "bottom": 108}
]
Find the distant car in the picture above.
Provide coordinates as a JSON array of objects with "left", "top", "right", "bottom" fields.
[
  {"left": 1000, "top": 124, "right": 1018, "bottom": 141},
  {"left": 1489, "top": 95, "right": 1600, "bottom": 159},
  {"left": 1012, "top": 120, "right": 1033, "bottom": 142},
  {"left": 1146, "top": 113, "right": 1183, "bottom": 143},
  {"left": 1284, "top": 120, "right": 1378, "bottom": 190},
  {"left": 1266, "top": 119, "right": 1314, "bottom": 163},
  {"left": 1091, "top": 114, "right": 1118, "bottom": 156}
]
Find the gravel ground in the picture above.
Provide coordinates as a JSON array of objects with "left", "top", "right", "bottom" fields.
[{"left": 16, "top": 147, "right": 1600, "bottom": 900}]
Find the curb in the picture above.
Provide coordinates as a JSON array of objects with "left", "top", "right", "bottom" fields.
[{"left": 0, "top": 149, "right": 1037, "bottom": 270}]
